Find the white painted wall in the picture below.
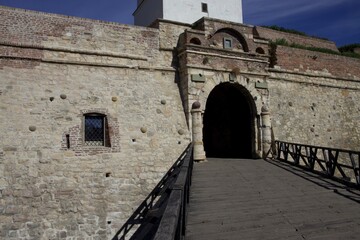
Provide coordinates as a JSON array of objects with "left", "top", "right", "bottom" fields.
[
  {"left": 134, "top": 0, "right": 243, "bottom": 26},
  {"left": 164, "top": 0, "right": 243, "bottom": 24},
  {"left": 134, "top": 0, "right": 163, "bottom": 26}
]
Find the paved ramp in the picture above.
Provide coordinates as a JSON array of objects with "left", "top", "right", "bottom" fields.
[{"left": 185, "top": 158, "right": 360, "bottom": 240}]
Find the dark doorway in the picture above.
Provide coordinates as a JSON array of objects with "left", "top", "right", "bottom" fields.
[{"left": 203, "top": 83, "right": 255, "bottom": 158}]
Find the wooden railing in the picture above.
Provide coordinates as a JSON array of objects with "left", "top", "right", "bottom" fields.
[
  {"left": 112, "top": 143, "right": 193, "bottom": 240},
  {"left": 275, "top": 141, "right": 360, "bottom": 188}
]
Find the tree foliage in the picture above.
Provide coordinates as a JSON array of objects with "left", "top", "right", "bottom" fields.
[
  {"left": 338, "top": 43, "right": 360, "bottom": 53},
  {"left": 272, "top": 39, "right": 360, "bottom": 59}
]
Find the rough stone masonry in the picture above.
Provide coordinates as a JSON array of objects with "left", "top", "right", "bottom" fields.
[{"left": 0, "top": 5, "right": 359, "bottom": 240}]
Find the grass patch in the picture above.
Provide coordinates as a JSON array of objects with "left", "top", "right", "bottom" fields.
[
  {"left": 262, "top": 25, "right": 329, "bottom": 41},
  {"left": 263, "top": 25, "right": 306, "bottom": 36}
]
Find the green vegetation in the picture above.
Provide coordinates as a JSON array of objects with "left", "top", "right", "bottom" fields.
[
  {"left": 272, "top": 38, "right": 360, "bottom": 59},
  {"left": 268, "top": 41, "right": 277, "bottom": 67},
  {"left": 341, "top": 52, "right": 360, "bottom": 58},
  {"left": 338, "top": 43, "right": 360, "bottom": 54},
  {"left": 262, "top": 25, "right": 329, "bottom": 41},
  {"left": 339, "top": 43, "right": 360, "bottom": 52},
  {"left": 262, "top": 25, "right": 360, "bottom": 59},
  {"left": 263, "top": 25, "right": 307, "bottom": 36},
  {"left": 272, "top": 38, "right": 338, "bottom": 54}
]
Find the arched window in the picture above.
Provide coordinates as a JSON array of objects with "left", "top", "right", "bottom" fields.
[
  {"left": 256, "top": 47, "right": 265, "bottom": 54},
  {"left": 212, "top": 28, "right": 249, "bottom": 52},
  {"left": 84, "top": 113, "right": 110, "bottom": 147},
  {"left": 190, "top": 37, "right": 202, "bottom": 45}
]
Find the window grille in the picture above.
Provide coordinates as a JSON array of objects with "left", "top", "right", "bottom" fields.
[{"left": 84, "top": 114, "right": 106, "bottom": 146}]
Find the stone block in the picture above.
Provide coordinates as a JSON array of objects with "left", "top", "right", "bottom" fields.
[
  {"left": 4, "top": 205, "right": 19, "bottom": 215},
  {"left": 8, "top": 230, "right": 18, "bottom": 238},
  {"left": 255, "top": 82, "right": 268, "bottom": 89},
  {"left": 191, "top": 74, "right": 205, "bottom": 82}
]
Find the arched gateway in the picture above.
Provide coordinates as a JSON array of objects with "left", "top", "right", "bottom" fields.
[{"left": 203, "top": 82, "right": 256, "bottom": 158}]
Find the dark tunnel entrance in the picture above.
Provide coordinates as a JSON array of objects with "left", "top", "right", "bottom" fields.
[{"left": 203, "top": 83, "right": 255, "bottom": 158}]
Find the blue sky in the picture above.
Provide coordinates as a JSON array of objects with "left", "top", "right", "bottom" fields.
[{"left": 0, "top": 0, "right": 358, "bottom": 47}]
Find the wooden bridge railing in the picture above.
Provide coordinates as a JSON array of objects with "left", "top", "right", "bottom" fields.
[
  {"left": 274, "top": 141, "right": 360, "bottom": 188},
  {"left": 112, "top": 143, "right": 193, "bottom": 240}
]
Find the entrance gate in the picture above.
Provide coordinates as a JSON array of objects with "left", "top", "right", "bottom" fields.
[{"left": 203, "top": 83, "right": 255, "bottom": 158}]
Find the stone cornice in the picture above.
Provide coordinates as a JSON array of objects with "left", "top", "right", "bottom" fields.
[{"left": 0, "top": 41, "right": 148, "bottom": 61}]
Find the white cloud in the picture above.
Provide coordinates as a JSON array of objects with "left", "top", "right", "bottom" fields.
[
  {"left": 314, "top": 16, "right": 360, "bottom": 44},
  {"left": 244, "top": 0, "right": 348, "bottom": 24}
]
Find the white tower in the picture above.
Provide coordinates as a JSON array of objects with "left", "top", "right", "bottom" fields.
[{"left": 134, "top": 0, "right": 243, "bottom": 26}]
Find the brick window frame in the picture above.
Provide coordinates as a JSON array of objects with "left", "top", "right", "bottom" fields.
[
  {"left": 83, "top": 113, "right": 110, "bottom": 147},
  {"left": 62, "top": 109, "right": 120, "bottom": 155}
]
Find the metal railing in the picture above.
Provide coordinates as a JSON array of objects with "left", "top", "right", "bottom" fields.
[
  {"left": 112, "top": 143, "right": 193, "bottom": 240},
  {"left": 275, "top": 141, "right": 360, "bottom": 188}
]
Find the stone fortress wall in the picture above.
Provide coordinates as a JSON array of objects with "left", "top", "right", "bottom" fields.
[
  {"left": 258, "top": 29, "right": 360, "bottom": 150},
  {"left": 0, "top": 5, "right": 359, "bottom": 240},
  {"left": 0, "top": 6, "right": 190, "bottom": 239}
]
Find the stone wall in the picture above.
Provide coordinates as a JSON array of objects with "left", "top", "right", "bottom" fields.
[
  {"left": 275, "top": 45, "right": 360, "bottom": 79},
  {"left": 256, "top": 26, "right": 338, "bottom": 51},
  {"left": 1, "top": 5, "right": 360, "bottom": 240},
  {"left": 268, "top": 43, "right": 360, "bottom": 150},
  {"left": 0, "top": 6, "right": 159, "bottom": 61},
  {"left": 0, "top": 6, "right": 189, "bottom": 239},
  {"left": 263, "top": 30, "right": 360, "bottom": 150},
  {"left": 269, "top": 73, "right": 360, "bottom": 150}
]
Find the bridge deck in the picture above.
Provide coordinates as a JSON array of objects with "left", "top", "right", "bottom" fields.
[{"left": 185, "top": 158, "right": 360, "bottom": 240}]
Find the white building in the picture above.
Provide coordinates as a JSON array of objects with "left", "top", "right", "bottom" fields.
[{"left": 134, "top": 0, "right": 243, "bottom": 26}]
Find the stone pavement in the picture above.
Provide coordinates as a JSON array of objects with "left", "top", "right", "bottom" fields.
[{"left": 185, "top": 158, "right": 360, "bottom": 240}]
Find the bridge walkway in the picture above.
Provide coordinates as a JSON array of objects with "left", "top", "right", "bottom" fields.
[{"left": 185, "top": 158, "right": 360, "bottom": 240}]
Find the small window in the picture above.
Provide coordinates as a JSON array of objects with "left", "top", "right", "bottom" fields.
[
  {"left": 202, "top": 3, "right": 208, "bottom": 13},
  {"left": 190, "top": 37, "right": 201, "bottom": 45},
  {"left": 223, "top": 38, "right": 232, "bottom": 49},
  {"left": 256, "top": 47, "right": 265, "bottom": 54},
  {"left": 84, "top": 114, "right": 107, "bottom": 146}
]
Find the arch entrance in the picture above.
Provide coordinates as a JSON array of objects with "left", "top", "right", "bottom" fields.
[{"left": 203, "top": 83, "right": 255, "bottom": 159}]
